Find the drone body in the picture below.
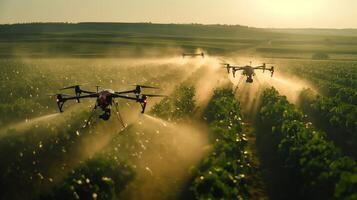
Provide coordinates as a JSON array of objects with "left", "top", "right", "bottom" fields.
[
  {"left": 222, "top": 63, "right": 275, "bottom": 83},
  {"left": 240, "top": 65, "right": 256, "bottom": 83},
  {"left": 52, "top": 85, "right": 165, "bottom": 123},
  {"left": 182, "top": 52, "right": 204, "bottom": 58}
]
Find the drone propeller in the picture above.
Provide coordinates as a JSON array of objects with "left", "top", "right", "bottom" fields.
[{"left": 132, "top": 84, "right": 160, "bottom": 89}]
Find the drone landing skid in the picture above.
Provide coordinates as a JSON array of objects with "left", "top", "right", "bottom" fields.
[
  {"left": 113, "top": 101, "right": 126, "bottom": 128},
  {"left": 234, "top": 75, "right": 245, "bottom": 94},
  {"left": 83, "top": 105, "right": 97, "bottom": 128}
]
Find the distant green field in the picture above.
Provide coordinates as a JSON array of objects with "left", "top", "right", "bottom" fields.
[{"left": 1, "top": 23, "right": 357, "bottom": 60}]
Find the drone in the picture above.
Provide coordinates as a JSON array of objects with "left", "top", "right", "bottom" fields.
[
  {"left": 222, "top": 62, "right": 274, "bottom": 83},
  {"left": 49, "top": 85, "right": 166, "bottom": 126},
  {"left": 182, "top": 52, "right": 204, "bottom": 58}
]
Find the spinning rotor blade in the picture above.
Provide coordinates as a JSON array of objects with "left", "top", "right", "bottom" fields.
[
  {"left": 47, "top": 93, "right": 70, "bottom": 97},
  {"left": 60, "top": 85, "right": 81, "bottom": 90},
  {"left": 142, "top": 94, "right": 167, "bottom": 97},
  {"left": 116, "top": 84, "right": 159, "bottom": 96}
]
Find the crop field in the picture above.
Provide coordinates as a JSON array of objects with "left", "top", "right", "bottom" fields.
[{"left": 0, "top": 23, "right": 356, "bottom": 200}]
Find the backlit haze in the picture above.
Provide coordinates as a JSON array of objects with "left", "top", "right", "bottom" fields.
[{"left": 0, "top": 0, "right": 356, "bottom": 28}]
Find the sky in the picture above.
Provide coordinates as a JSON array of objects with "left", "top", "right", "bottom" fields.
[{"left": 0, "top": 0, "right": 357, "bottom": 28}]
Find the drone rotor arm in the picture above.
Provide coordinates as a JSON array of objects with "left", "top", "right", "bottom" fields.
[
  {"left": 112, "top": 94, "right": 158, "bottom": 114},
  {"left": 60, "top": 94, "right": 98, "bottom": 102},
  {"left": 112, "top": 94, "right": 138, "bottom": 101},
  {"left": 80, "top": 90, "right": 96, "bottom": 94},
  {"left": 115, "top": 89, "right": 137, "bottom": 95},
  {"left": 253, "top": 65, "right": 265, "bottom": 69},
  {"left": 57, "top": 94, "right": 97, "bottom": 112},
  {"left": 232, "top": 67, "right": 244, "bottom": 71}
]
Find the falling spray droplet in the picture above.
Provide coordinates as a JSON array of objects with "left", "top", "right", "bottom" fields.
[{"left": 145, "top": 166, "right": 153, "bottom": 175}]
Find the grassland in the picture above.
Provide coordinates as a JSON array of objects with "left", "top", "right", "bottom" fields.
[{"left": 1, "top": 23, "right": 357, "bottom": 60}]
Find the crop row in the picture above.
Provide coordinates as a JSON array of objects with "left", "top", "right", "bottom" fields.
[
  {"left": 278, "top": 61, "right": 357, "bottom": 106},
  {"left": 257, "top": 87, "right": 357, "bottom": 199},
  {"left": 0, "top": 109, "right": 98, "bottom": 199},
  {"left": 280, "top": 61, "right": 357, "bottom": 89},
  {"left": 151, "top": 84, "right": 196, "bottom": 121},
  {"left": 188, "top": 88, "right": 254, "bottom": 199},
  {"left": 298, "top": 88, "right": 357, "bottom": 158},
  {"left": 308, "top": 76, "right": 357, "bottom": 106}
]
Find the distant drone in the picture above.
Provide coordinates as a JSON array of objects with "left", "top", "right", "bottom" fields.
[
  {"left": 182, "top": 52, "right": 204, "bottom": 58},
  {"left": 222, "top": 62, "right": 275, "bottom": 83},
  {"left": 49, "top": 85, "right": 166, "bottom": 126}
]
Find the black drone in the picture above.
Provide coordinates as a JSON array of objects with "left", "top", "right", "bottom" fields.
[
  {"left": 182, "top": 52, "right": 205, "bottom": 58},
  {"left": 49, "top": 85, "right": 165, "bottom": 124},
  {"left": 222, "top": 62, "right": 275, "bottom": 83}
]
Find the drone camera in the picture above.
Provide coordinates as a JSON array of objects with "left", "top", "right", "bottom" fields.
[
  {"left": 99, "top": 108, "right": 111, "bottom": 120},
  {"left": 246, "top": 77, "right": 254, "bottom": 83}
]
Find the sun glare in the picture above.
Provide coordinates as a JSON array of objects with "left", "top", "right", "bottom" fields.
[{"left": 257, "top": 0, "right": 324, "bottom": 17}]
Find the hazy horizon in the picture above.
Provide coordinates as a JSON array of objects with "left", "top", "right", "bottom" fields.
[
  {"left": 1, "top": 0, "right": 357, "bottom": 29},
  {"left": 1, "top": 21, "right": 357, "bottom": 30}
]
